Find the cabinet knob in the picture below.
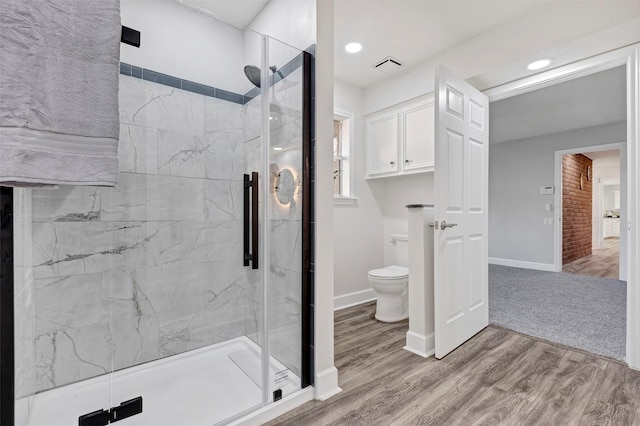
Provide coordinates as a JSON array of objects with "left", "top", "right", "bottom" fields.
[
  {"left": 405, "top": 159, "right": 410, "bottom": 163},
  {"left": 390, "top": 161, "right": 395, "bottom": 165}
]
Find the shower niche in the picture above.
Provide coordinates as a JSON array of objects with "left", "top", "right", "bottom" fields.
[{"left": 11, "top": 10, "right": 313, "bottom": 426}]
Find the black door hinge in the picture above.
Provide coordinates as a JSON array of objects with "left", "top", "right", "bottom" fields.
[{"left": 79, "top": 396, "right": 143, "bottom": 426}]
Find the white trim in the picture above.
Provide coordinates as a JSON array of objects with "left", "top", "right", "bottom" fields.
[
  {"left": 314, "top": 366, "right": 342, "bottom": 401},
  {"left": 553, "top": 142, "right": 626, "bottom": 272},
  {"left": 334, "top": 288, "right": 376, "bottom": 311},
  {"left": 334, "top": 109, "right": 355, "bottom": 198},
  {"left": 403, "top": 331, "right": 435, "bottom": 358},
  {"left": 484, "top": 46, "right": 635, "bottom": 102},
  {"left": 486, "top": 43, "right": 639, "bottom": 369},
  {"left": 626, "top": 46, "right": 640, "bottom": 369},
  {"left": 488, "top": 257, "right": 556, "bottom": 272},
  {"left": 333, "top": 195, "right": 358, "bottom": 206},
  {"left": 230, "top": 387, "right": 314, "bottom": 426}
]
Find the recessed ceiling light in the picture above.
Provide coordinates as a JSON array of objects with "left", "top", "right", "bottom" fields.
[
  {"left": 527, "top": 58, "right": 552, "bottom": 71},
  {"left": 345, "top": 42, "right": 362, "bottom": 54}
]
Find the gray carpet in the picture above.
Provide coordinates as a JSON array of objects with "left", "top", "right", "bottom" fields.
[{"left": 489, "top": 264, "right": 626, "bottom": 361}]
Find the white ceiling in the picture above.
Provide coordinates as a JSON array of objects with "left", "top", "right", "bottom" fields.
[
  {"left": 585, "top": 149, "right": 620, "bottom": 162},
  {"left": 172, "top": 1, "right": 640, "bottom": 91},
  {"left": 333, "top": 0, "right": 545, "bottom": 87},
  {"left": 489, "top": 66, "right": 626, "bottom": 144},
  {"left": 174, "top": 0, "right": 269, "bottom": 29}
]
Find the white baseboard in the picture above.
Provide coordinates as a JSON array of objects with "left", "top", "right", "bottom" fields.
[
  {"left": 314, "top": 366, "right": 342, "bottom": 401},
  {"left": 230, "top": 387, "right": 314, "bottom": 426},
  {"left": 489, "top": 257, "right": 557, "bottom": 272},
  {"left": 403, "top": 331, "right": 435, "bottom": 358},
  {"left": 334, "top": 288, "right": 376, "bottom": 311}
]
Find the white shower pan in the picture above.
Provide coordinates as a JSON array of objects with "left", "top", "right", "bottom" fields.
[{"left": 16, "top": 337, "right": 299, "bottom": 426}]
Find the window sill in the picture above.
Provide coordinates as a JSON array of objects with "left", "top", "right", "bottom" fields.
[{"left": 333, "top": 196, "right": 358, "bottom": 206}]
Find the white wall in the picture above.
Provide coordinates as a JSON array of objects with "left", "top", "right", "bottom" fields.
[
  {"left": 332, "top": 84, "right": 434, "bottom": 304},
  {"left": 248, "top": 0, "right": 316, "bottom": 52},
  {"left": 592, "top": 155, "right": 621, "bottom": 249},
  {"left": 333, "top": 81, "right": 384, "bottom": 301},
  {"left": 489, "top": 122, "right": 626, "bottom": 266},
  {"left": 120, "top": 0, "right": 248, "bottom": 92},
  {"left": 245, "top": 0, "right": 316, "bottom": 81},
  {"left": 313, "top": 0, "right": 340, "bottom": 401},
  {"left": 379, "top": 175, "right": 434, "bottom": 266}
]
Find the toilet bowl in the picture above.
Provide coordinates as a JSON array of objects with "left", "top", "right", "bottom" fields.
[{"left": 368, "top": 235, "right": 409, "bottom": 322}]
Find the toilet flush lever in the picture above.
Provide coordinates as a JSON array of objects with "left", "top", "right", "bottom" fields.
[
  {"left": 428, "top": 221, "right": 439, "bottom": 229},
  {"left": 440, "top": 221, "right": 458, "bottom": 230}
]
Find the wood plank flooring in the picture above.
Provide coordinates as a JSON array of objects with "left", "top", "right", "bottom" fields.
[
  {"left": 563, "top": 237, "right": 620, "bottom": 279},
  {"left": 267, "top": 302, "right": 640, "bottom": 426}
]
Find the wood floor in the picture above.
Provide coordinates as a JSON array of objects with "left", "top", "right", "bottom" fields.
[
  {"left": 563, "top": 237, "right": 620, "bottom": 279},
  {"left": 268, "top": 302, "right": 640, "bottom": 426}
]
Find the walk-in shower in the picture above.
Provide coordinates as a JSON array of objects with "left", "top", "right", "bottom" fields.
[{"left": 5, "top": 5, "right": 313, "bottom": 425}]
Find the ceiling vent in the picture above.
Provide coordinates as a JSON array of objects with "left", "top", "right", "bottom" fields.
[{"left": 372, "top": 56, "right": 403, "bottom": 73}]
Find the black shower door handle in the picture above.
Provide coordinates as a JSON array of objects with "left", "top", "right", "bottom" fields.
[{"left": 243, "top": 172, "right": 259, "bottom": 269}]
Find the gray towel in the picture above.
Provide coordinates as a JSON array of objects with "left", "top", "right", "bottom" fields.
[{"left": 0, "top": 0, "right": 121, "bottom": 186}]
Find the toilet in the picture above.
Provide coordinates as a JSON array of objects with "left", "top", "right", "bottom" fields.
[{"left": 368, "top": 234, "right": 409, "bottom": 322}]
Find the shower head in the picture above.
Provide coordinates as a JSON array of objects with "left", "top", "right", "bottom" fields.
[
  {"left": 244, "top": 64, "right": 284, "bottom": 88},
  {"left": 244, "top": 65, "right": 261, "bottom": 88}
]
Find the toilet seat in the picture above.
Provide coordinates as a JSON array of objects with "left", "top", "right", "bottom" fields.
[{"left": 368, "top": 265, "right": 408, "bottom": 280}]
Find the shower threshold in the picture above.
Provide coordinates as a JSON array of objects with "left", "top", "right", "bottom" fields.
[{"left": 16, "top": 337, "right": 300, "bottom": 426}]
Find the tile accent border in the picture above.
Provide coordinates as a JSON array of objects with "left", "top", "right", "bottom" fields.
[
  {"left": 119, "top": 44, "right": 315, "bottom": 106},
  {"left": 119, "top": 63, "right": 245, "bottom": 104}
]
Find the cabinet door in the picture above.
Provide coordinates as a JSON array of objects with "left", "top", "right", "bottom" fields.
[
  {"left": 613, "top": 219, "right": 621, "bottom": 236},
  {"left": 403, "top": 102, "right": 434, "bottom": 171},
  {"left": 366, "top": 113, "right": 399, "bottom": 176}
]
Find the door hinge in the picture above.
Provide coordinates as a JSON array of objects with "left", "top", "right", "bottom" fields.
[{"left": 79, "top": 397, "right": 143, "bottom": 426}]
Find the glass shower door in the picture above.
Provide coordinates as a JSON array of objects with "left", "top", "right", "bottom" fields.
[
  {"left": 105, "top": 34, "right": 267, "bottom": 424},
  {"left": 264, "top": 36, "right": 309, "bottom": 401},
  {"left": 12, "top": 23, "right": 311, "bottom": 426}
]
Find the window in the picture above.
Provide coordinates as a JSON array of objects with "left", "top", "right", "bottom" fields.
[{"left": 333, "top": 112, "right": 353, "bottom": 202}]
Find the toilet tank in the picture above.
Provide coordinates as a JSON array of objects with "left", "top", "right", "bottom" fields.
[{"left": 391, "top": 234, "right": 409, "bottom": 267}]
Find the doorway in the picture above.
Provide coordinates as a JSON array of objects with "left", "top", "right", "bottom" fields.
[
  {"left": 487, "top": 61, "right": 630, "bottom": 362},
  {"left": 560, "top": 148, "right": 624, "bottom": 279}
]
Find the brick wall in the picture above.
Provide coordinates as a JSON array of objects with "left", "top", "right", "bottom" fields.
[{"left": 562, "top": 154, "right": 593, "bottom": 264}]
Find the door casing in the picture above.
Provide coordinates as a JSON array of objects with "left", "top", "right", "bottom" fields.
[{"left": 485, "top": 44, "right": 640, "bottom": 369}]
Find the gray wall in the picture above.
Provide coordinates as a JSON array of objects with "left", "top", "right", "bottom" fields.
[{"left": 489, "top": 121, "right": 626, "bottom": 266}]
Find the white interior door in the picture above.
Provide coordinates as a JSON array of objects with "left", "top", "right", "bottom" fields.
[{"left": 434, "top": 66, "right": 489, "bottom": 359}]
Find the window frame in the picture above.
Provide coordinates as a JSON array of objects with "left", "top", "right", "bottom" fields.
[{"left": 333, "top": 110, "right": 357, "bottom": 205}]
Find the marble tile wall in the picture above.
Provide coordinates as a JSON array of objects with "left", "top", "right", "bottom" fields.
[
  {"left": 24, "top": 55, "right": 306, "bottom": 393},
  {"left": 14, "top": 189, "right": 37, "bottom": 400},
  {"left": 29, "top": 75, "right": 250, "bottom": 392}
]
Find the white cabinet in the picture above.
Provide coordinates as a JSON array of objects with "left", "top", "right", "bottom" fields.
[
  {"left": 365, "top": 96, "right": 435, "bottom": 178},
  {"left": 603, "top": 218, "right": 621, "bottom": 238},
  {"left": 402, "top": 102, "right": 435, "bottom": 172},
  {"left": 366, "top": 112, "right": 399, "bottom": 175}
]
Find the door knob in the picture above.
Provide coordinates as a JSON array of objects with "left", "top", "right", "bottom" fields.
[{"left": 440, "top": 221, "right": 458, "bottom": 230}]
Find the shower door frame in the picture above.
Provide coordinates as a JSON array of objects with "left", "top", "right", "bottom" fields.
[{"left": 0, "top": 186, "right": 15, "bottom": 426}]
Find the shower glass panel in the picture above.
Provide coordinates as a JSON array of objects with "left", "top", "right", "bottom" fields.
[
  {"left": 265, "top": 36, "right": 306, "bottom": 396},
  {"left": 12, "top": 6, "right": 310, "bottom": 425}
]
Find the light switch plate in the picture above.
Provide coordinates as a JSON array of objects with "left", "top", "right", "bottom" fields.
[{"left": 540, "top": 186, "right": 555, "bottom": 195}]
